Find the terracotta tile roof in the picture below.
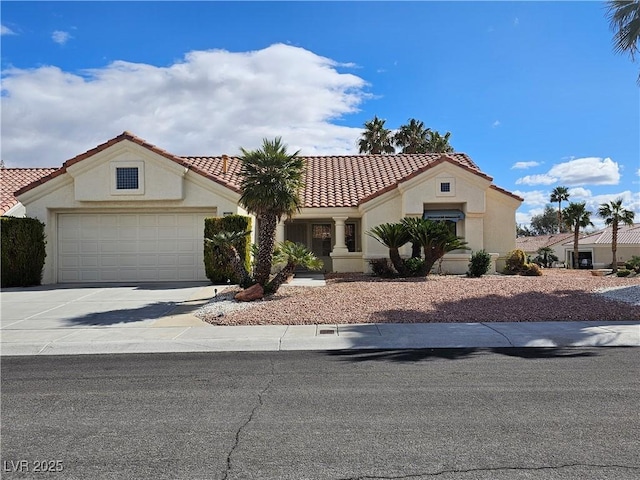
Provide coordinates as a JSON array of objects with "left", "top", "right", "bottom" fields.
[
  {"left": 182, "top": 153, "right": 523, "bottom": 207},
  {"left": 566, "top": 223, "right": 640, "bottom": 246},
  {"left": 1, "top": 167, "right": 57, "bottom": 214},
  {"left": 516, "top": 233, "right": 575, "bottom": 253},
  {"left": 13, "top": 132, "right": 523, "bottom": 209}
]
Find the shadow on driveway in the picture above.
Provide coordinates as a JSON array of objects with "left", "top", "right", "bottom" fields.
[{"left": 63, "top": 301, "right": 180, "bottom": 326}]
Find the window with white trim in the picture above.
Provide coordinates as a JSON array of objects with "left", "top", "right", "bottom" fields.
[{"left": 110, "top": 161, "right": 144, "bottom": 195}]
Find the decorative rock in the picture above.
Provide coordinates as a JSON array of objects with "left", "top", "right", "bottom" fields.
[{"left": 234, "top": 283, "right": 264, "bottom": 302}]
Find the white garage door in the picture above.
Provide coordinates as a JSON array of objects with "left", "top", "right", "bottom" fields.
[{"left": 58, "top": 212, "right": 210, "bottom": 282}]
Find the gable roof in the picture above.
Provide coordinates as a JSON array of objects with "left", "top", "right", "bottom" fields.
[
  {"left": 12, "top": 132, "right": 523, "bottom": 209},
  {"left": 516, "top": 233, "right": 575, "bottom": 253},
  {"left": 1, "top": 167, "right": 57, "bottom": 214},
  {"left": 563, "top": 223, "right": 640, "bottom": 246}
]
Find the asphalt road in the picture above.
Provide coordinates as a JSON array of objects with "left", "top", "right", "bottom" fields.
[{"left": 2, "top": 348, "right": 639, "bottom": 480}]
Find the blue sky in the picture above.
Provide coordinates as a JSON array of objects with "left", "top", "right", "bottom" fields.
[{"left": 1, "top": 1, "right": 639, "bottom": 228}]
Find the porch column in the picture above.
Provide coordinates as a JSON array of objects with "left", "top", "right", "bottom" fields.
[
  {"left": 276, "top": 221, "right": 285, "bottom": 243},
  {"left": 332, "top": 216, "right": 349, "bottom": 254}
]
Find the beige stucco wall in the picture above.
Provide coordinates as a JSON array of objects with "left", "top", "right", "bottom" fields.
[
  {"left": 483, "top": 188, "right": 520, "bottom": 271},
  {"left": 17, "top": 142, "right": 244, "bottom": 284}
]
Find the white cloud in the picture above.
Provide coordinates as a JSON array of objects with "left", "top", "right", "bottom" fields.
[
  {"left": 637, "top": 168, "right": 640, "bottom": 177},
  {"left": 511, "top": 161, "right": 541, "bottom": 170},
  {"left": 512, "top": 189, "right": 548, "bottom": 208},
  {"left": 515, "top": 174, "right": 557, "bottom": 186},
  {"left": 51, "top": 30, "right": 72, "bottom": 45},
  {"left": 1, "top": 24, "right": 16, "bottom": 36},
  {"left": 567, "top": 187, "right": 592, "bottom": 200},
  {"left": 1, "top": 44, "right": 370, "bottom": 167},
  {"left": 492, "top": 120, "right": 500, "bottom": 128},
  {"left": 516, "top": 157, "right": 620, "bottom": 186}
]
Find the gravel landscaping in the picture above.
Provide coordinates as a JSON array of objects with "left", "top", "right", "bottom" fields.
[{"left": 196, "top": 269, "right": 640, "bottom": 326}]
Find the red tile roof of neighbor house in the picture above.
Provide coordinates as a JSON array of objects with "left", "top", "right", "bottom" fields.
[
  {"left": 1, "top": 167, "right": 58, "bottom": 214},
  {"left": 10, "top": 132, "right": 523, "bottom": 209}
]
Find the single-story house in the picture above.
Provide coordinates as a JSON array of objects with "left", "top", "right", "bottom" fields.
[
  {"left": 516, "top": 233, "right": 575, "bottom": 266},
  {"left": 6, "top": 132, "right": 522, "bottom": 284},
  {"left": 556, "top": 224, "right": 640, "bottom": 269}
]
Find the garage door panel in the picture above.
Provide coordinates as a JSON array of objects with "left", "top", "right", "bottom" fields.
[{"left": 58, "top": 212, "right": 208, "bottom": 282}]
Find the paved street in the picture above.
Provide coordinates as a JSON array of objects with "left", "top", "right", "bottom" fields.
[{"left": 2, "top": 349, "right": 639, "bottom": 479}]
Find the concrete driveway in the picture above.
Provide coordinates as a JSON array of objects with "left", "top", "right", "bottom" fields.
[{"left": 1, "top": 282, "right": 212, "bottom": 329}]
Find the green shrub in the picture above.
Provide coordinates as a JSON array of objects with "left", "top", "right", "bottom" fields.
[
  {"left": 369, "top": 258, "right": 397, "bottom": 278},
  {"left": 616, "top": 269, "right": 632, "bottom": 277},
  {"left": 504, "top": 249, "right": 527, "bottom": 274},
  {"left": 404, "top": 257, "right": 427, "bottom": 277},
  {"left": 522, "top": 263, "right": 543, "bottom": 276},
  {"left": 1, "top": 217, "right": 47, "bottom": 287},
  {"left": 625, "top": 256, "right": 640, "bottom": 274},
  {"left": 467, "top": 250, "right": 492, "bottom": 278},
  {"left": 203, "top": 215, "right": 252, "bottom": 283}
]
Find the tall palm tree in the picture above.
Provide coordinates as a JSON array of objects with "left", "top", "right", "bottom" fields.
[
  {"left": 550, "top": 186, "right": 570, "bottom": 234},
  {"left": 598, "top": 197, "right": 635, "bottom": 272},
  {"left": 605, "top": 0, "right": 640, "bottom": 84},
  {"left": 424, "top": 130, "right": 454, "bottom": 153},
  {"left": 239, "top": 138, "right": 305, "bottom": 286},
  {"left": 367, "top": 222, "right": 411, "bottom": 275},
  {"left": 358, "top": 116, "right": 395, "bottom": 154},
  {"left": 563, "top": 202, "right": 594, "bottom": 269},
  {"left": 394, "top": 118, "right": 430, "bottom": 154}
]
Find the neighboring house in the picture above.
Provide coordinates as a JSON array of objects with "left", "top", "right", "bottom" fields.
[
  {"left": 556, "top": 224, "right": 640, "bottom": 269},
  {"left": 10, "top": 132, "right": 522, "bottom": 284},
  {"left": 1, "top": 167, "right": 58, "bottom": 216},
  {"left": 516, "top": 233, "right": 574, "bottom": 266}
]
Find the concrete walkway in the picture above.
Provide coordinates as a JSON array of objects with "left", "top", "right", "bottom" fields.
[{"left": 1, "top": 279, "right": 638, "bottom": 356}]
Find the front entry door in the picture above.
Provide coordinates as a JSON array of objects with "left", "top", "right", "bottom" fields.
[{"left": 311, "top": 223, "right": 332, "bottom": 272}]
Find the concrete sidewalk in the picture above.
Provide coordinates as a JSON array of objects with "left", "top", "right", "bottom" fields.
[{"left": 1, "top": 279, "right": 638, "bottom": 356}]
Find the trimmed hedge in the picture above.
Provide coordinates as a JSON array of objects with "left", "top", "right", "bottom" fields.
[
  {"left": 1, "top": 216, "right": 47, "bottom": 287},
  {"left": 203, "top": 215, "right": 252, "bottom": 283}
]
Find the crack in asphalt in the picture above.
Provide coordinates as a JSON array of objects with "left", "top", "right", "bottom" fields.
[
  {"left": 337, "top": 463, "right": 640, "bottom": 480},
  {"left": 222, "top": 357, "right": 275, "bottom": 480},
  {"left": 480, "top": 322, "right": 514, "bottom": 346}
]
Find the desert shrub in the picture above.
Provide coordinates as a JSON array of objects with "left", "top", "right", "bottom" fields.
[
  {"left": 404, "top": 257, "right": 427, "bottom": 277},
  {"left": 204, "top": 215, "right": 252, "bottom": 283},
  {"left": 1, "top": 216, "right": 47, "bottom": 287},
  {"left": 625, "top": 256, "right": 640, "bottom": 273},
  {"left": 522, "top": 263, "right": 543, "bottom": 276},
  {"left": 616, "top": 269, "right": 632, "bottom": 277},
  {"left": 369, "top": 258, "right": 397, "bottom": 278},
  {"left": 467, "top": 250, "right": 492, "bottom": 278},
  {"left": 503, "top": 249, "right": 527, "bottom": 275}
]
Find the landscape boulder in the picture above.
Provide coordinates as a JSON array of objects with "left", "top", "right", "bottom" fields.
[{"left": 234, "top": 283, "right": 264, "bottom": 302}]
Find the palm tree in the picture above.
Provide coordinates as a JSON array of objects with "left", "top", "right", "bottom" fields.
[
  {"left": 534, "top": 246, "right": 559, "bottom": 268},
  {"left": 424, "top": 130, "right": 454, "bottom": 153},
  {"left": 402, "top": 218, "right": 467, "bottom": 275},
  {"left": 550, "top": 186, "right": 570, "bottom": 234},
  {"left": 239, "top": 138, "right": 305, "bottom": 286},
  {"left": 367, "top": 222, "right": 411, "bottom": 275},
  {"left": 394, "top": 118, "right": 430, "bottom": 154},
  {"left": 205, "top": 230, "right": 253, "bottom": 287},
  {"left": 605, "top": 0, "right": 640, "bottom": 84},
  {"left": 267, "top": 241, "right": 323, "bottom": 293},
  {"left": 598, "top": 197, "right": 635, "bottom": 272},
  {"left": 358, "top": 116, "right": 395, "bottom": 154},
  {"left": 563, "top": 202, "right": 594, "bottom": 269}
]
